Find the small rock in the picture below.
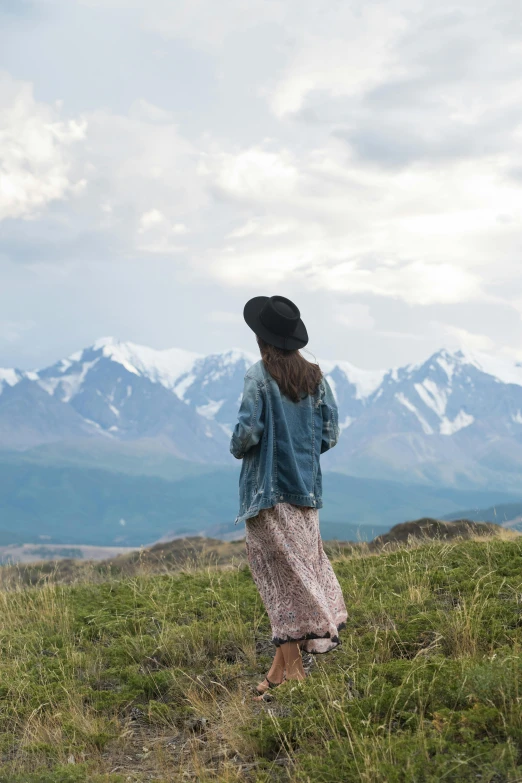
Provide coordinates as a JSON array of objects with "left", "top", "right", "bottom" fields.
[
  {"left": 185, "top": 716, "right": 208, "bottom": 733},
  {"left": 130, "top": 706, "right": 145, "bottom": 721}
]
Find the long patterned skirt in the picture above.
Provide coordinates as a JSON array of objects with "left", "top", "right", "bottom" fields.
[{"left": 245, "top": 502, "right": 348, "bottom": 654}]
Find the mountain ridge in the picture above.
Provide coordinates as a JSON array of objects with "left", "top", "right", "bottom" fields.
[{"left": 3, "top": 339, "right": 522, "bottom": 490}]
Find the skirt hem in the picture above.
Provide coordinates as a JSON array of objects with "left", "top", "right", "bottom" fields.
[{"left": 271, "top": 620, "right": 347, "bottom": 654}]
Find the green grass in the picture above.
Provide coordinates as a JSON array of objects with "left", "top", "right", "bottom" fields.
[{"left": 0, "top": 535, "right": 521, "bottom": 781}]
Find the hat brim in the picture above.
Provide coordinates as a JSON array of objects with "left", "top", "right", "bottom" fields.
[{"left": 243, "top": 296, "right": 308, "bottom": 350}]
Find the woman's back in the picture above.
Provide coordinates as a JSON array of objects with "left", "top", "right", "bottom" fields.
[{"left": 230, "top": 357, "right": 339, "bottom": 525}]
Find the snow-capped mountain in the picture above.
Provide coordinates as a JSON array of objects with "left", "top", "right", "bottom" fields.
[
  {"left": 327, "top": 347, "right": 522, "bottom": 489},
  {"left": 2, "top": 339, "right": 522, "bottom": 490},
  {"left": 167, "top": 348, "right": 259, "bottom": 436},
  {"left": 0, "top": 338, "right": 236, "bottom": 460}
]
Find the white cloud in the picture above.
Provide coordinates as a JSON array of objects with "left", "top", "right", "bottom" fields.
[
  {"left": 137, "top": 209, "right": 188, "bottom": 252},
  {"left": 3, "top": 0, "right": 522, "bottom": 368},
  {"left": 0, "top": 71, "right": 86, "bottom": 220},
  {"left": 269, "top": 4, "right": 412, "bottom": 118},
  {"left": 0, "top": 73, "right": 203, "bottom": 241},
  {"left": 335, "top": 304, "right": 376, "bottom": 331},
  {"left": 0, "top": 81, "right": 206, "bottom": 257},
  {"left": 198, "top": 140, "right": 517, "bottom": 305},
  {"left": 83, "top": 101, "right": 206, "bottom": 222},
  {"left": 438, "top": 325, "right": 497, "bottom": 354},
  {"left": 200, "top": 146, "right": 299, "bottom": 204},
  {"left": 128, "top": 99, "right": 176, "bottom": 124},
  {"left": 0, "top": 319, "right": 36, "bottom": 344},
  {"left": 227, "top": 218, "right": 292, "bottom": 238},
  {"left": 138, "top": 209, "right": 165, "bottom": 232},
  {"left": 313, "top": 260, "right": 482, "bottom": 306},
  {"left": 209, "top": 243, "right": 320, "bottom": 286}
]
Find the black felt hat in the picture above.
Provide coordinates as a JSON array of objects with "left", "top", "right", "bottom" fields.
[{"left": 243, "top": 295, "right": 308, "bottom": 350}]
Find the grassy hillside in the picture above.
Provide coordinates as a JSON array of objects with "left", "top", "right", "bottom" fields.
[
  {"left": 1, "top": 452, "right": 520, "bottom": 546},
  {"left": 1, "top": 529, "right": 521, "bottom": 782},
  {"left": 0, "top": 518, "right": 513, "bottom": 588}
]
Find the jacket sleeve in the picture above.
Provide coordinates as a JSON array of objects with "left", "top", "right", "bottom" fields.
[
  {"left": 320, "top": 376, "right": 340, "bottom": 454},
  {"left": 230, "top": 375, "right": 265, "bottom": 459}
]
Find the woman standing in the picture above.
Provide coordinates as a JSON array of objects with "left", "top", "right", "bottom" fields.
[{"left": 230, "top": 295, "right": 348, "bottom": 700}]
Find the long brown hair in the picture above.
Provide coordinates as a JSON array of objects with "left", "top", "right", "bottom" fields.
[{"left": 257, "top": 336, "right": 323, "bottom": 402}]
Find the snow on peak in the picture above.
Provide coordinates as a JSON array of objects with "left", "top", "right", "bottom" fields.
[
  {"left": 33, "top": 338, "right": 204, "bottom": 401},
  {"left": 88, "top": 338, "right": 203, "bottom": 388},
  {"left": 440, "top": 410, "right": 475, "bottom": 435},
  {"left": 339, "top": 415, "right": 354, "bottom": 432},
  {"left": 395, "top": 392, "right": 434, "bottom": 435},
  {"left": 0, "top": 368, "right": 20, "bottom": 386},
  {"left": 430, "top": 347, "right": 522, "bottom": 387},
  {"left": 0, "top": 368, "right": 21, "bottom": 395},
  {"left": 184, "top": 347, "right": 259, "bottom": 394},
  {"left": 414, "top": 379, "right": 448, "bottom": 418},
  {"left": 213, "top": 347, "right": 259, "bottom": 367},
  {"left": 455, "top": 348, "right": 522, "bottom": 387},
  {"left": 92, "top": 336, "right": 118, "bottom": 350},
  {"left": 197, "top": 399, "right": 225, "bottom": 419},
  {"left": 37, "top": 359, "right": 99, "bottom": 402},
  {"left": 320, "top": 359, "right": 387, "bottom": 400},
  {"left": 435, "top": 352, "right": 457, "bottom": 382}
]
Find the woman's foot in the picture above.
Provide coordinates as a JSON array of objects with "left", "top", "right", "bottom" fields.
[
  {"left": 253, "top": 659, "right": 285, "bottom": 700},
  {"left": 255, "top": 667, "right": 285, "bottom": 693},
  {"left": 252, "top": 642, "right": 307, "bottom": 700},
  {"left": 253, "top": 674, "right": 286, "bottom": 701},
  {"left": 253, "top": 670, "right": 307, "bottom": 701}
]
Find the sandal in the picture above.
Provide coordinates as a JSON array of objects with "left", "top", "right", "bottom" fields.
[{"left": 255, "top": 672, "right": 286, "bottom": 696}]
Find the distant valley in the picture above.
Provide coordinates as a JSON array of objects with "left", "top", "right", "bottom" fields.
[{"left": 0, "top": 445, "right": 520, "bottom": 552}]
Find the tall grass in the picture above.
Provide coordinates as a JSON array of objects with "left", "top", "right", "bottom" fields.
[{"left": 0, "top": 533, "right": 521, "bottom": 781}]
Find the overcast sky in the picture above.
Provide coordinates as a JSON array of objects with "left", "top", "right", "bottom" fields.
[{"left": 1, "top": 0, "right": 522, "bottom": 372}]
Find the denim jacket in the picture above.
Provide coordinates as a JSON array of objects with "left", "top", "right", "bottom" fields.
[{"left": 230, "top": 360, "right": 340, "bottom": 525}]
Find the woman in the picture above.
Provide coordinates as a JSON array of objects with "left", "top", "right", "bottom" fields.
[{"left": 230, "top": 294, "right": 348, "bottom": 701}]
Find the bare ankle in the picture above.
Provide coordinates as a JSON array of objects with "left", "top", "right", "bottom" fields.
[
  {"left": 267, "top": 662, "right": 285, "bottom": 681},
  {"left": 285, "top": 666, "right": 306, "bottom": 680}
]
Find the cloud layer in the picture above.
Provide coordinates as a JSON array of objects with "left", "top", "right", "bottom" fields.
[
  {"left": 1, "top": 0, "right": 522, "bottom": 368},
  {"left": 0, "top": 71, "right": 86, "bottom": 220}
]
